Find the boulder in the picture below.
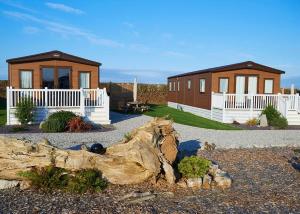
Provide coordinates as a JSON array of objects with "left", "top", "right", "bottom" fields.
[
  {"left": 202, "top": 174, "right": 212, "bottom": 189},
  {"left": 259, "top": 114, "right": 268, "bottom": 127},
  {"left": 176, "top": 179, "right": 187, "bottom": 188},
  {"left": 187, "top": 178, "right": 202, "bottom": 189},
  {"left": 0, "top": 179, "right": 19, "bottom": 190},
  {"left": 214, "top": 171, "right": 232, "bottom": 189}
]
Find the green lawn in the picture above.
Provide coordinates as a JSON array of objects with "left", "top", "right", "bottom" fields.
[
  {"left": 0, "top": 98, "right": 6, "bottom": 126},
  {"left": 143, "top": 105, "right": 241, "bottom": 130}
]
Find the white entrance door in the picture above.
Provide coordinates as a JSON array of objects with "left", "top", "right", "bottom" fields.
[
  {"left": 236, "top": 76, "right": 245, "bottom": 104},
  {"left": 248, "top": 76, "right": 258, "bottom": 94}
]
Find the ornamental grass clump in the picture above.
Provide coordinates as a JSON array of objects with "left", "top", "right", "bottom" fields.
[
  {"left": 261, "top": 105, "right": 288, "bottom": 129},
  {"left": 14, "top": 97, "right": 35, "bottom": 125},
  {"left": 19, "top": 166, "right": 107, "bottom": 193},
  {"left": 178, "top": 156, "right": 211, "bottom": 179}
]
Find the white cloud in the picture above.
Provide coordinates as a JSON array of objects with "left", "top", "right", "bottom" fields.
[
  {"left": 163, "top": 51, "right": 188, "bottom": 58},
  {"left": 23, "top": 26, "right": 40, "bottom": 34},
  {"left": 3, "top": 11, "right": 123, "bottom": 48},
  {"left": 0, "top": 0, "right": 37, "bottom": 13},
  {"left": 45, "top": 2, "right": 84, "bottom": 15}
]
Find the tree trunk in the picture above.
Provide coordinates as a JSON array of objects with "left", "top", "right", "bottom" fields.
[{"left": 0, "top": 118, "right": 178, "bottom": 185}]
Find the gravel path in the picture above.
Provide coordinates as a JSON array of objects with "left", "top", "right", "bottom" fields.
[
  {"left": 1, "top": 147, "right": 299, "bottom": 213},
  {"left": 2, "top": 112, "right": 300, "bottom": 149}
]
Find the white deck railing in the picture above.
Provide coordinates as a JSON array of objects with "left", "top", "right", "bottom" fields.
[
  {"left": 212, "top": 92, "right": 300, "bottom": 117},
  {"left": 6, "top": 87, "right": 109, "bottom": 125}
]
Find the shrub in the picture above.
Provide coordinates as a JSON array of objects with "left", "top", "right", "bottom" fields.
[
  {"left": 269, "top": 116, "right": 288, "bottom": 129},
  {"left": 41, "top": 111, "right": 76, "bottom": 132},
  {"left": 178, "top": 156, "right": 211, "bottom": 178},
  {"left": 66, "top": 116, "right": 92, "bottom": 132},
  {"left": 14, "top": 97, "right": 35, "bottom": 125},
  {"left": 19, "top": 166, "right": 107, "bottom": 193},
  {"left": 246, "top": 118, "right": 258, "bottom": 126},
  {"left": 261, "top": 105, "right": 281, "bottom": 123}
]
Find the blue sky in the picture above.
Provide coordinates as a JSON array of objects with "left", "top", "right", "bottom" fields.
[{"left": 0, "top": 0, "right": 299, "bottom": 86}]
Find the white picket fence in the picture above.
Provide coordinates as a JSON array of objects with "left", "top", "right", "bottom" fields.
[
  {"left": 6, "top": 87, "right": 110, "bottom": 125},
  {"left": 212, "top": 92, "right": 300, "bottom": 117}
]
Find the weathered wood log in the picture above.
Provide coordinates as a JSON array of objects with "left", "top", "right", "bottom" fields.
[{"left": 0, "top": 118, "right": 179, "bottom": 185}]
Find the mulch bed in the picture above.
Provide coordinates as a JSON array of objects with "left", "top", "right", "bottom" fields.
[
  {"left": 0, "top": 124, "right": 115, "bottom": 134},
  {"left": 1, "top": 147, "right": 300, "bottom": 213}
]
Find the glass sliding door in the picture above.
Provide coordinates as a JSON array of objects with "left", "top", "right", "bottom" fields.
[
  {"left": 248, "top": 76, "right": 258, "bottom": 94},
  {"left": 235, "top": 76, "right": 246, "bottom": 104},
  {"left": 42, "top": 68, "right": 55, "bottom": 89},
  {"left": 58, "top": 68, "right": 70, "bottom": 89}
]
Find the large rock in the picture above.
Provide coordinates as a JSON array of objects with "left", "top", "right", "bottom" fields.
[
  {"left": 214, "top": 170, "right": 232, "bottom": 189},
  {"left": 202, "top": 174, "right": 212, "bottom": 189},
  {"left": 0, "top": 179, "right": 19, "bottom": 190},
  {"left": 187, "top": 178, "right": 202, "bottom": 188},
  {"left": 259, "top": 114, "right": 268, "bottom": 127}
]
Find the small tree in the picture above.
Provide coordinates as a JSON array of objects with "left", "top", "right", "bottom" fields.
[{"left": 14, "top": 97, "right": 35, "bottom": 125}]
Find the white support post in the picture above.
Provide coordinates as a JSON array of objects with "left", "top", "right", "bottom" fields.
[
  {"left": 80, "top": 88, "right": 85, "bottom": 116},
  {"left": 295, "top": 93, "right": 299, "bottom": 112},
  {"left": 277, "top": 93, "right": 281, "bottom": 111},
  {"left": 222, "top": 92, "right": 226, "bottom": 123},
  {"left": 103, "top": 88, "right": 110, "bottom": 123},
  {"left": 44, "top": 87, "right": 48, "bottom": 107},
  {"left": 6, "top": 87, "right": 10, "bottom": 125},
  {"left": 96, "top": 87, "right": 100, "bottom": 106},
  {"left": 250, "top": 94, "right": 254, "bottom": 118},
  {"left": 210, "top": 92, "right": 214, "bottom": 119}
]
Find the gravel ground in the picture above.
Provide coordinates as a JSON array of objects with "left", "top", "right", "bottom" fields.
[
  {"left": 1, "top": 147, "right": 299, "bottom": 213},
  {"left": 1, "top": 112, "right": 300, "bottom": 149}
]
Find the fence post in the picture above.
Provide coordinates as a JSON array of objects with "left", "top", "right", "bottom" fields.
[
  {"left": 277, "top": 93, "right": 281, "bottom": 111},
  {"left": 250, "top": 94, "right": 253, "bottom": 118},
  {"left": 80, "top": 88, "right": 85, "bottom": 116},
  {"left": 6, "top": 86, "right": 10, "bottom": 125},
  {"left": 210, "top": 92, "right": 214, "bottom": 119},
  {"left": 96, "top": 87, "right": 100, "bottom": 106},
  {"left": 295, "top": 93, "right": 299, "bottom": 112},
  {"left": 222, "top": 92, "right": 226, "bottom": 123},
  {"left": 103, "top": 87, "right": 110, "bottom": 123},
  {"left": 45, "top": 87, "right": 48, "bottom": 107}
]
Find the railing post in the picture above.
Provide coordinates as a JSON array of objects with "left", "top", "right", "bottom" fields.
[
  {"left": 80, "top": 88, "right": 85, "bottom": 116},
  {"left": 6, "top": 86, "right": 10, "bottom": 125},
  {"left": 103, "top": 87, "right": 110, "bottom": 123},
  {"left": 96, "top": 87, "right": 100, "bottom": 106},
  {"left": 210, "top": 92, "right": 214, "bottom": 119},
  {"left": 250, "top": 94, "right": 253, "bottom": 118},
  {"left": 44, "top": 87, "right": 48, "bottom": 107},
  {"left": 222, "top": 92, "right": 225, "bottom": 122},
  {"left": 277, "top": 93, "right": 281, "bottom": 111}
]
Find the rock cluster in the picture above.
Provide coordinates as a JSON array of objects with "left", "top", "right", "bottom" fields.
[{"left": 178, "top": 163, "right": 232, "bottom": 190}]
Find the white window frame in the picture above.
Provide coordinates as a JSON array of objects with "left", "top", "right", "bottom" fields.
[
  {"left": 264, "top": 79, "right": 274, "bottom": 94},
  {"left": 199, "top": 78, "right": 205, "bottom": 93},
  {"left": 169, "top": 82, "right": 172, "bottom": 91},
  {"left": 177, "top": 81, "right": 180, "bottom": 91},
  {"left": 219, "top": 78, "right": 229, "bottom": 93},
  {"left": 173, "top": 81, "right": 176, "bottom": 91},
  {"left": 187, "top": 80, "right": 191, "bottom": 90},
  {"left": 20, "top": 70, "right": 32, "bottom": 89}
]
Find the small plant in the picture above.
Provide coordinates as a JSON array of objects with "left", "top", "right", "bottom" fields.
[
  {"left": 269, "top": 116, "right": 288, "bottom": 129},
  {"left": 41, "top": 111, "right": 76, "bottom": 132},
  {"left": 178, "top": 156, "right": 211, "bottom": 179},
  {"left": 14, "top": 97, "right": 35, "bottom": 125},
  {"left": 124, "top": 132, "right": 132, "bottom": 142},
  {"left": 18, "top": 166, "right": 107, "bottom": 193},
  {"left": 261, "top": 105, "right": 281, "bottom": 123},
  {"left": 66, "top": 117, "right": 92, "bottom": 132},
  {"left": 246, "top": 118, "right": 258, "bottom": 126}
]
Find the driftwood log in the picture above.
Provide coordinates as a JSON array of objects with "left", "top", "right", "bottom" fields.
[{"left": 0, "top": 118, "right": 179, "bottom": 185}]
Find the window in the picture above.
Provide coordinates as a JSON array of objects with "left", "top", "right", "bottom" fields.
[
  {"left": 248, "top": 76, "right": 258, "bottom": 94},
  {"left": 169, "top": 82, "right": 172, "bottom": 91},
  {"left": 173, "top": 81, "right": 176, "bottom": 91},
  {"left": 219, "top": 78, "right": 228, "bottom": 93},
  {"left": 199, "top": 79, "right": 205, "bottom": 93},
  {"left": 264, "top": 79, "right": 273, "bottom": 94},
  {"left": 58, "top": 68, "right": 70, "bottom": 89},
  {"left": 80, "top": 72, "right": 90, "bottom": 88},
  {"left": 177, "top": 81, "right": 180, "bottom": 91},
  {"left": 187, "top": 80, "right": 191, "bottom": 90},
  {"left": 20, "top": 70, "right": 32, "bottom": 89}
]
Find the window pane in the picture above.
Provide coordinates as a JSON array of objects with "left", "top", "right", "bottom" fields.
[
  {"left": 58, "top": 68, "right": 70, "bottom": 89},
  {"left": 248, "top": 76, "right": 257, "bottom": 94},
  {"left": 42, "top": 68, "right": 54, "bottom": 89},
  {"left": 220, "top": 78, "right": 228, "bottom": 93},
  {"left": 188, "top": 80, "right": 191, "bottom": 89},
  {"left": 80, "top": 73, "right": 90, "bottom": 88},
  {"left": 177, "top": 81, "right": 180, "bottom": 91},
  {"left": 169, "top": 82, "right": 172, "bottom": 91},
  {"left": 173, "top": 82, "right": 176, "bottom": 91},
  {"left": 20, "top": 71, "right": 32, "bottom": 88},
  {"left": 264, "top": 79, "right": 273, "bottom": 93},
  {"left": 199, "top": 79, "right": 205, "bottom": 92}
]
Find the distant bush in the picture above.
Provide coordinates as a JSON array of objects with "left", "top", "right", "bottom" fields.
[
  {"left": 41, "top": 111, "right": 76, "bottom": 132},
  {"left": 178, "top": 156, "right": 211, "bottom": 178},
  {"left": 246, "top": 118, "right": 259, "bottom": 126},
  {"left": 270, "top": 116, "right": 288, "bottom": 129},
  {"left": 66, "top": 116, "right": 92, "bottom": 132},
  {"left": 14, "top": 97, "right": 35, "bottom": 125},
  {"left": 19, "top": 166, "right": 107, "bottom": 193},
  {"left": 261, "top": 105, "right": 288, "bottom": 129}
]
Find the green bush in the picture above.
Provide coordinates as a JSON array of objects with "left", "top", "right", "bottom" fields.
[
  {"left": 269, "top": 116, "right": 288, "bottom": 129},
  {"left": 41, "top": 111, "right": 76, "bottom": 132},
  {"left": 178, "top": 156, "right": 211, "bottom": 178},
  {"left": 19, "top": 166, "right": 107, "bottom": 193},
  {"left": 261, "top": 105, "right": 288, "bottom": 129},
  {"left": 14, "top": 97, "right": 35, "bottom": 125},
  {"left": 261, "top": 105, "right": 281, "bottom": 123}
]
